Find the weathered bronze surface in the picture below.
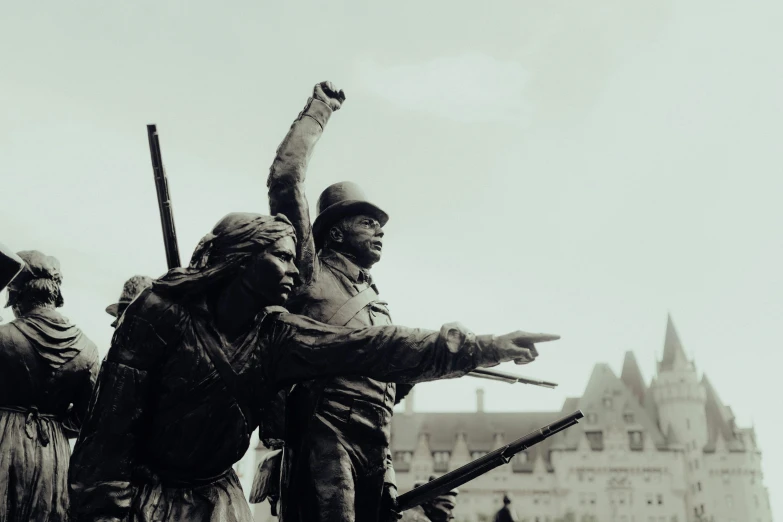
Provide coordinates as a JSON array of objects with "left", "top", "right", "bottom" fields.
[
  {"left": 67, "top": 212, "right": 556, "bottom": 522},
  {"left": 0, "top": 250, "right": 100, "bottom": 522}
]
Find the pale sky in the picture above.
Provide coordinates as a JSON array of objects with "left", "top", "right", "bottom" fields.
[{"left": 2, "top": 0, "right": 781, "bottom": 518}]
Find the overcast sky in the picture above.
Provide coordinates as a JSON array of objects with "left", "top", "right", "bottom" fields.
[{"left": 2, "top": 0, "right": 781, "bottom": 517}]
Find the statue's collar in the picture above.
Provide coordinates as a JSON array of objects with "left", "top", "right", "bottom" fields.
[{"left": 320, "top": 250, "right": 372, "bottom": 285}]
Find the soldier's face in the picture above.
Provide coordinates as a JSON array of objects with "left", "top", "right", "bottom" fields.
[
  {"left": 334, "top": 214, "right": 384, "bottom": 268},
  {"left": 242, "top": 236, "right": 299, "bottom": 305}
]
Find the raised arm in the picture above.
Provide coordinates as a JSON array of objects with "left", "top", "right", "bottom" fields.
[
  {"left": 263, "top": 311, "right": 557, "bottom": 389},
  {"left": 267, "top": 82, "right": 345, "bottom": 286},
  {"left": 68, "top": 294, "right": 178, "bottom": 522}
]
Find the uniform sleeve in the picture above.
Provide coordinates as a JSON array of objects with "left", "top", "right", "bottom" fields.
[
  {"left": 267, "top": 97, "right": 333, "bottom": 287},
  {"left": 263, "top": 312, "right": 501, "bottom": 388},
  {"left": 68, "top": 296, "right": 178, "bottom": 522}
]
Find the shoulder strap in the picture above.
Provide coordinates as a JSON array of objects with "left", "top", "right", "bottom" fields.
[
  {"left": 326, "top": 286, "right": 380, "bottom": 326},
  {"left": 199, "top": 325, "right": 255, "bottom": 428}
]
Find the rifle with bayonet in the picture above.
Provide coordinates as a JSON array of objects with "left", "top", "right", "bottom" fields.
[
  {"left": 396, "top": 410, "right": 584, "bottom": 512},
  {"left": 147, "top": 124, "right": 181, "bottom": 270}
]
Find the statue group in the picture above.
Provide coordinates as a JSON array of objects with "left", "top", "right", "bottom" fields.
[{"left": 0, "top": 82, "right": 575, "bottom": 522}]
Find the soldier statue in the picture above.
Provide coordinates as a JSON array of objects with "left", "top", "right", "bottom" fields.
[
  {"left": 68, "top": 212, "right": 558, "bottom": 522},
  {"left": 400, "top": 477, "right": 459, "bottom": 522},
  {"left": 265, "top": 81, "right": 546, "bottom": 522},
  {"left": 0, "top": 249, "right": 100, "bottom": 522},
  {"left": 105, "top": 275, "right": 153, "bottom": 328}
]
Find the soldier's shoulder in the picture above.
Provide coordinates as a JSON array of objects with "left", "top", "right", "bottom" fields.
[{"left": 120, "top": 288, "right": 188, "bottom": 345}]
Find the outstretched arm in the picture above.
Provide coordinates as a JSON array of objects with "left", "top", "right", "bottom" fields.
[
  {"left": 263, "top": 312, "right": 556, "bottom": 389},
  {"left": 267, "top": 82, "right": 345, "bottom": 287}
]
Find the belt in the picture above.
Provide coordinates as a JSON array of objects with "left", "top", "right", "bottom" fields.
[
  {"left": 0, "top": 405, "right": 59, "bottom": 447},
  {"left": 135, "top": 465, "right": 232, "bottom": 489}
]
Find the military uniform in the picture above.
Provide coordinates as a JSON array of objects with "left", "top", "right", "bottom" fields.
[{"left": 267, "top": 96, "right": 412, "bottom": 522}]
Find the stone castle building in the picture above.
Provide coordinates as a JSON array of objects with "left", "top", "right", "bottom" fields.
[{"left": 244, "top": 316, "right": 773, "bottom": 522}]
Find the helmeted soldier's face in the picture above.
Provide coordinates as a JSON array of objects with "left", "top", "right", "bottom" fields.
[
  {"left": 241, "top": 236, "right": 299, "bottom": 305},
  {"left": 330, "top": 214, "right": 384, "bottom": 268}
]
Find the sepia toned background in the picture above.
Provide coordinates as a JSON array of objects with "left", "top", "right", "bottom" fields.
[{"left": 1, "top": 0, "right": 780, "bottom": 519}]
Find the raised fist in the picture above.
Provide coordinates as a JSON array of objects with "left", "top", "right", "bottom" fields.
[
  {"left": 313, "top": 81, "right": 346, "bottom": 111},
  {"left": 492, "top": 330, "right": 560, "bottom": 365}
]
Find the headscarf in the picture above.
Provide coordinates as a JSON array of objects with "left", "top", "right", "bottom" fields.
[
  {"left": 153, "top": 212, "right": 296, "bottom": 296},
  {"left": 5, "top": 250, "right": 64, "bottom": 309}
]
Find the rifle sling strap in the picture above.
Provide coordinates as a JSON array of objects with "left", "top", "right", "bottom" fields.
[
  {"left": 326, "top": 286, "right": 380, "bottom": 326},
  {"left": 200, "top": 326, "right": 255, "bottom": 428}
]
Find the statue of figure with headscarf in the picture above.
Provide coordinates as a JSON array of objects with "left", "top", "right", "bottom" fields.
[
  {"left": 67, "top": 212, "right": 558, "bottom": 522},
  {"left": 0, "top": 250, "right": 100, "bottom": 522}
]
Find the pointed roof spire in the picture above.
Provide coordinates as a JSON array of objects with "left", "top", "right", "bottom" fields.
[
  {"left": 658, "top": 314, "right": 690, "bottom": 372},
  {"left": 621, "top": 351, "right": 647, "bottom": 405}
]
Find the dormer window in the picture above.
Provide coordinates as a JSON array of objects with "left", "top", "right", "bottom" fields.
[
  {"left": 470, "top": 451, "right": 488, "bottom": 459},
  {"left": 623, "top": 412, "right": 634, "bottom": 423},
  {"left": 585, "top": 431, "right": 604, "bottom": 450},
  {"left": 603, "top": 397, "right": 613, "bottom": 408},
  {"left": 586, "top": 413, "right": 598, "bottom": 424},
  {"left": 516, "top": 452, "right": 528, "bottom": 463},
  {"left": 629, "top": 430, "right": 643, "bottom": 450},
  {"left": 394, "top": 452, "right": 412, "bottom": 464}
]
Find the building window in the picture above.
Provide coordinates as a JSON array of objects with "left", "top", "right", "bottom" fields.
[
  {"left": 723, "top": 474, "right": 730, "bottom": 485},
  {"left": 586, "top": 413, "right": 598, "bottom": 424},
  {"left": 726, "top": 495, "right": 734, "bottom": 507},
  {"left": 590, "top": 493, "right": 596, "bottom": 505},
  {"left": 395, "top": 452, "right": 412, "bottom": 464},
  {"left": 686, "top": 419, "right": 691, "bottom": 430},
  {"left": 697, "top": 481, "right": 702, "bottom": 492},
  {"left": 603, "top": 397, "right": 613, "bottom": 408},
  {"left": 657, "top": 494, "right": 663, "bottom": 505},
  {"left": 693, "top": 460, "right": 699, "bottom": 470},
  {"left": 754, "top": 495, "right": 759, "bottom": 507},
  {"left": 646, "top": 494, "right": 653, "bottom": 506},
  {"left": 623, "top": 412, "right": 635, "bottom": 423},
  {"left": 516, "top": 452, "right": 528, "bottom": 463},
  {"left": 585, "top": 431, "right": 604, "bottom": 450},
  {"left": 629, "top": 431, "right": 643, "bottom": 450},
  {"left": 471, "top": 451, "right": 488, "bottom": 460}
]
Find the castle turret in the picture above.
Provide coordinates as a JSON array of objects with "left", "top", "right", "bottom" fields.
[
  {"left": 650, "top": 315, "right": 708, "bottom": 446},
  {"left": 650, "top": 315, "right": 709, "bottom": 520}
]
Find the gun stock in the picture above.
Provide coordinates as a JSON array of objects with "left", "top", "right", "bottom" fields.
[
  {"left": 396, "top": 410, "right": 583, "bottom": 511},
  {"left": 147, "top": 124, "right": 181, "bottom": 270}
]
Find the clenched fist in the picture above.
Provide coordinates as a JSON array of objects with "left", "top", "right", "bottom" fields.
[
  {"left": 313, "top": 81, "right": 346, "bottom": 111},
  {"left": 492, "top": 330, "right": 559, "bottom": 365}
]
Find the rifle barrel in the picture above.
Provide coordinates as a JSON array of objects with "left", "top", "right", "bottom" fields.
[
  {"left": 470, "top": 368, "right": 558, "bottom": 389},
  {"left": 147, "top": 124, "right": 181, "bottom": 269},
  {"left": 396, "top": 410, "right": 583, "bottom": 511}
]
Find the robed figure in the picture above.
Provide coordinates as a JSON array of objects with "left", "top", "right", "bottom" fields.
[{"left": 0, "top": 250, "right": 100, "bottom": 522}]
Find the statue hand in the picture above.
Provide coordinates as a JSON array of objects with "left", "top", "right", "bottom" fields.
[
  {"left": 492, "top": 331, "right": 560, "bottom": 365},
  {"left": 381, "top": 483, "right": 403, "bottom": 522},
  {"left": 313, "top": 81, "right": 346, "bottom": 111}
]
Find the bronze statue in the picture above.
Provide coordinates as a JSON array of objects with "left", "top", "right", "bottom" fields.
[
  {"left": 106, "top": 275, "right": 153, "bottom": 328},
  {"left": 266, "top": 82, "right": 546, "bottom": 522},
  {"left": 67, "top": 212, "right": 557, "bottom": 522},
  {"left": 0, "top": 250, "right": 100, "bottom": 522},
  {"left": 400, "top": 477, "right": 458, "bottom": 522}
]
